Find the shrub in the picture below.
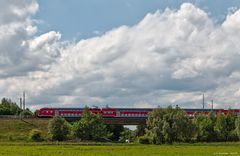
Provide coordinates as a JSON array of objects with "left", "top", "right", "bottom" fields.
[
  {"left": 138, "top": 136, "right": 152, "bottom": 144},
  {"left": 48, "top": 116, "right": 70, "bottom": 141},
  {"left": 20, "top": 109, "right": 33, "bottom": 117},
  {"left": 72, "top": 109, "right": 111, "bottom": 141},
  {"left": 29, "top": 129, "right": 43, "bottom": 142}
]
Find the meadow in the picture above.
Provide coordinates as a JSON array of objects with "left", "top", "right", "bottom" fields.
[
  {"left": 0, "top": 142, "right": 239, "bottom": 156},
  {"left": 0, "top": 119, "right": 49, "bottom": 142}
]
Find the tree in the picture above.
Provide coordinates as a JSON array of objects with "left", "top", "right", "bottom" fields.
[
  {"left": 34, "top": 110, "right": 39, "bottom": 117},
  {"left": 193, "top": 112, "right": 217, "bottom": 142},
  {"left": 172, "top": 109, "right": 195, "bottom": 142},
  {"left": 106, "top": 125, "right": 124, "bottom": 141},
  {"left": 73, "top": 109, "right": 111, "bottom": 141},
  {"left": 225, "top": 112, "right": 237, "bottom": 141},
  {"left": 235, "top": 117, "right": 240, "bottom": 141},
  {"left": 119, "top": 127, "right": 135, "bottom": 143},
  {"left": 0, "top": 98, "right": 22, "bottom": 115},
  {"left": 214, "top": 114, "right": 228, "bottom": 141},
  {"left": 20, "top": 108, "right": 33, "bottom": 117},
  {"left": 135, "top": 125, "right": 147, "bottom": 137},
  {"left": 144, "top": 106, "right": 195, "bottom": 144},
  {"left": 145, "top": 107, "right": 165, "bottom": 144},
  {"left": 48, "top": 116, "right": 70, "bottom": 141}
]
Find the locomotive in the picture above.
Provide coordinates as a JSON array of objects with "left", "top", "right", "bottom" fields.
[{"left": 37, "top": 107, "right": 240, "bottom": 118}]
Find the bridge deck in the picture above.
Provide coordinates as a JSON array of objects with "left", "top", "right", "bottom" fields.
[
  {"left": 65, "top": 117, "right": 147, "bottom": 125},
  {"left": 103, "top": 117, "right": 147, "bottom": 125}
]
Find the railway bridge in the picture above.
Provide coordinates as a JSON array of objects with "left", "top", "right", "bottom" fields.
[
  {"left": 66, "top": 117, "right": 148, "bottom": 125},
  {"left": 102, "top": 117, "right": 147, "bottom": 125}
]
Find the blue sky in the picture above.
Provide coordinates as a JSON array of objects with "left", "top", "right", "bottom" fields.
[
  {"left": 1, "top": 0, "right": 240, "bottom": 109},
  {"left": 36, "top": 0, "right": 240, "bottom": 40}
]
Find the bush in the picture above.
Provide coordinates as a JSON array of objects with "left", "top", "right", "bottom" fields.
[
  {"left": 20, "top": 109, "right": 33, "bottom": 117},
  {"left": 29, "top": 129, "right": 43, "bottom": 142},
  {"left": 138, "top": 136, "right": 152, "bottom": 144},
  {"left": 48, "top": 116, "right": 70, "bottom": 141},
  {"left": 72, "top": 109, "right": 111, "bottom": 141}
]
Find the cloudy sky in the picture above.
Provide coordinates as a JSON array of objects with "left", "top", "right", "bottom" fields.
[{"left": 1, "top": 0, "right": 240, "bottom": 110}]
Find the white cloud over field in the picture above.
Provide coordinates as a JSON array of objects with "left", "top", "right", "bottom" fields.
[{"left": 1, "top": 1, "right": 240, "bottom": 109}]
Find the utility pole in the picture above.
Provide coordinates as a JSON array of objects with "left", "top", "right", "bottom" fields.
[
  {"left": 19, "top": 97, "right": 22, "bottom": 109},
  {"left": 211, "top": 100, "right": 213, "bottom": 110},
  {"left": 23, "top": 91, "right": 25, "bottom": 110},
  {"left": 202, "top": 93, "right": 205, "bottom": 109}
]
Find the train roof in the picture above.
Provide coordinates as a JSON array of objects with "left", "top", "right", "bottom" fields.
[{"left": 40, "top": 107, "right": 239, "bottom": 111}]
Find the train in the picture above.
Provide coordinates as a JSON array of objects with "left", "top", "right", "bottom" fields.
[{"left": 37, "top": 107, "right": 240, "bottom": 118}]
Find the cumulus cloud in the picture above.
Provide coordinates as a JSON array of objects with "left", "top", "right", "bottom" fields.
[
  {"left": 0, "top": 0, "right": 61, "bottom": 79},
  {"left": 0, "top": 2, "right": 240, "bottom": 109}
]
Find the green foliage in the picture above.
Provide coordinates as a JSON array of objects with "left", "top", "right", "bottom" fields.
[
  {"left": 48, "top": 116, "right": 70, "bottom": 141},
  {"left": 144, "top": 106, "right": 195, "bottom": 144},
  {"left": 214, "top": 114, "right": 228, "bottom": 141},
  {"left": 106, "top": 125, "right": 124, "bottom": 141},
  {"left": 119, "top": 127, "right": 136, "bottom": 143},
  {"left": 138, "top": 135, "right": 152, "bottom": 144},
  {"left": 235, "top": 117, "right": 240, "bottom": 141},
  {"left": 135, "top": 125, "right": 146, "bottom": 137},
  {"left": 143, "top": 106, "right": 239, "bottom": 144},
  {"left": 0, "top": 98, "right": 22, "bottom": 115},
  {"left": 34, "top": 110, "right": 39, "bottom": 117},
  {"left": 20, "top": 109, "right": 34, "bottom": 117},
  {"left": 73, "top": 109, "right": 111, "bottom": 141},
  {"left": 29, "top": 129, "right": 43, "bottom": 142},
  {"left": 193, "top": 113, "right": 217, "bottom": 142}
]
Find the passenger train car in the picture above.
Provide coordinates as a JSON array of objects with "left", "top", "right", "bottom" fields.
[{"left": 37, "top": 107, "right": 240, "bottom": 118}]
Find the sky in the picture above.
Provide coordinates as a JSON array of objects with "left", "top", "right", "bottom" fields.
[{"left": 1, "top": 0, "right": 240, "bottom": 110}]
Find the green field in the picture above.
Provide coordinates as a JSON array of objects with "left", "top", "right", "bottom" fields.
[{"left": 0, "top": 143, "right": 239, "bottom": 156}]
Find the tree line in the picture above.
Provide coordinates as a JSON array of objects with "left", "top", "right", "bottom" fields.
[
  {"left": 30, "top": 106, "right": 240, "bottom": 143},
  {"left": 139, "top": 106, "right": 240, "bottom": 144},
  {"left": 0, "top": 98, "right": 33, "bottom": 116},
  {"left": 30, "top": 108, "right": 127, "bottom": 142}
]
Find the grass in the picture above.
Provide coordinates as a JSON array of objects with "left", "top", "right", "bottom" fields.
[
  {"left": 0, "top": 119, "right": 240, "bottom": 155},
  {"left": 0, "top": 142, "right": 239, "bottom": 156},
  {"left": 0, "top": 118, "right": 49, "bottom": 142}
]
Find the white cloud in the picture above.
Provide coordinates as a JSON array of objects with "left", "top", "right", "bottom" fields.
[{"left": 0, "top": 2, "right": 240, "bottom": 109}]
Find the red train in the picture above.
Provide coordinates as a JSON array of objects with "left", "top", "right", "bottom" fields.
[{"left": 37, "top": 107, "right": 240, "bottom": 118}]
